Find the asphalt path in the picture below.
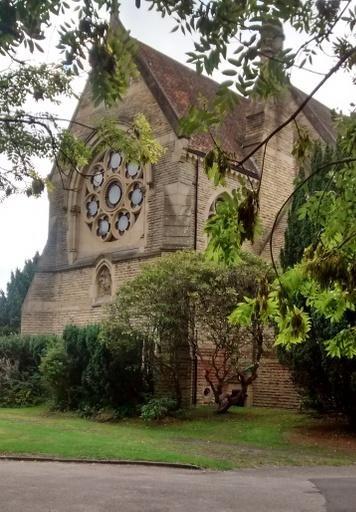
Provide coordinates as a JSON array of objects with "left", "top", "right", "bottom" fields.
[{"left": 0, "top": 461, "right": 356, "bottom": 511}]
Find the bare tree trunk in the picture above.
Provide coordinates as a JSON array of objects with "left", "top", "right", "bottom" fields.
[{"left": 216, "top": 370, "right": 257, "bottom": 414}]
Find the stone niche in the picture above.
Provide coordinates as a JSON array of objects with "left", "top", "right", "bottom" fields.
[{"left": 92, "top": 259, "right": 113, "bottom": 306}]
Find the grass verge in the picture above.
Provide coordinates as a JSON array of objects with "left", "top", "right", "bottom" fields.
[{"left": 0, "top": 406, "right": 355, "bottom": 470}]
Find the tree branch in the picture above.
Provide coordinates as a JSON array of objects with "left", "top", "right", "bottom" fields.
[{"left": 238, "top": 47, "right": 356, "bottom": 168}]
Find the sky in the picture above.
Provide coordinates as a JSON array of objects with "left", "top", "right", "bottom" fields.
[{"left": 0, "top": 1, "right": 355, "bottom": 291}]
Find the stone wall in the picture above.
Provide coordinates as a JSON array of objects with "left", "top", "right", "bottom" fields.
[
  {"left": 252, "top": 359, "right": 301, "bottom": 409},
  {"left": 22, "top": 255, "right": 157, "bottom": 334}
]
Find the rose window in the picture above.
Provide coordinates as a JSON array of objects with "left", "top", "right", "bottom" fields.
[{"left": 83, "top": 150, "right": 145, "bottom": 241}]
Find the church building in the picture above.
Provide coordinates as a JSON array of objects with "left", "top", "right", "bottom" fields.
[{"left": 21, "top": 35, "right": 335, "bottom": 408}]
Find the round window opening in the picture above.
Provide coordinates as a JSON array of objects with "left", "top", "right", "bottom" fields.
[
  {"left": 110, "top": 152, "right": 122, "bottom": 169},
  {"left": 97, "top": 217, "right": 110, "bottom": 237},
  {"left": 127, "top": 161, "right": 140, "bottom": 178},
  {"left": 87, "top": 197, "right": 99, "bottom": 218},
  {"left": 106, "top": 182, "right": 122, "bottom": 209},
  {"left": 92, "top": 171, "right": 104, "bottom": 189},
  {"left": 83, "top": 149, "right": 146, "bottom": 242},
  {"left": 131, "top": 187, "right": 143, "bottom": 207},
  {"left": 117, "top": 212, "right": 130, "bottom": 233}
]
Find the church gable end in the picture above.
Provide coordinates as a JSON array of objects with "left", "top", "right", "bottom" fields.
[{"left": 22, "top": 38, "right": 335, "bottom": 410}]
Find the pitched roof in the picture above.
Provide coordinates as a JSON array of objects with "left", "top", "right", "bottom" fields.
[
  {"left": 136, "top": 43, "right": 253, "bottom": 165},
  {"left": 136, "top": 42, "right": 336, "bottom": 175},
  {"left": 291, "top": 87, "right": 336, "bottom": 145}
]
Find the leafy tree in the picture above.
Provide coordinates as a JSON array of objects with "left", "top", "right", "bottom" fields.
[
  {"left": 279, "top": 316, "right": 356, "bottom": 427},
  {"left": 0, "top": 333, "right": 55, "bottom": 406},
  {"left": 1, "top": 1, "right": 354, "bottom": 197},
  {"left": 0, "top": 252, "right": 39, "bottom": 333},
  {"left": 102, "top": 251, "right": 271, "bottom": 412},
  {"left": 280, "top": 144, "right": 334, "bottom": 270},
  {"left": 231, "top": 117, "right": 356, "bottom": 363},
  {"left": 278, "top": 142, "right": 356, "bottom": 427},
  {"left": 191, "top": 253, "right": 271, "bottom": 413}
]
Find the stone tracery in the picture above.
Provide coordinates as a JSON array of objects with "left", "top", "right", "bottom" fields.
[{"left": 83, "top": 149, "right": 145, "bottom": 242}]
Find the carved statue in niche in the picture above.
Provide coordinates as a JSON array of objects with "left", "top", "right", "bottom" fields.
[{"left": 97, "top": 265, "right": 112, "bottom": 298}]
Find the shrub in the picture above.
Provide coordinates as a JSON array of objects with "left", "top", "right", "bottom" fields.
[
  {"left": 0, "top": 334, "right": 55, "bottom": 406},
  {"left": 140, "top": 397, "right": 178, "bottom": 422},
  {"left": 104, "top": 250, "right": 270, "bottom": 411},
  {"left": 279, "top": 315, "right": 356, "bottom": 427},
  {"left": 41, "top": 324, "right": 149, "bottom": 413}
]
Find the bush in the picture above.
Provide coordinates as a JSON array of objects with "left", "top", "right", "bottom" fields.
[
  {"left": 0, "top": 334, "right": 55, "bottom": 406},
  {"left": 41, "top": 324, "right": 149, "bottom": 413},
  {"left": 104, "top": 250, "right": 270, "bottom": 411},
  {"left": 279, "top": 316, "right": 356, "bottom": 427},
  {"left": 140, "top": 397, "right": 178, "bottom": 422}
]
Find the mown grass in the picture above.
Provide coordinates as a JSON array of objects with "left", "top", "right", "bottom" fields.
[{"left": 0, "top": 406, "right": 355, "bottom": 470}]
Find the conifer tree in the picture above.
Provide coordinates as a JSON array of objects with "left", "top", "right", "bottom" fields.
[
  {"left": 280, "top": 144, "right": 334, "bottom": 270},
  {"left": 278, "top": 143, "right": 356, "bottom": 426},
  {"left": 0, "top": 253, "right": 39, "bottom": 332}
]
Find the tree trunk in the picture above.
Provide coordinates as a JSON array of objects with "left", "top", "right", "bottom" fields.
[{"left": 216, "top": 387, "right": 247, "bottom": 414}]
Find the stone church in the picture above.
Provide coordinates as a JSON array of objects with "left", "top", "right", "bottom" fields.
[{"left": 21, "top": 35, "right": 335, "bottom": 408}]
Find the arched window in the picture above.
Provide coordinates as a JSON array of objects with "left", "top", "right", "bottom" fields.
[{"left": 208, "top": 194, "right": 225, "bottom": 219}]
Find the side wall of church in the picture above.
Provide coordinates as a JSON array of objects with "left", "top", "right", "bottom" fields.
[{"left": 249, "top": 91, "right": 327, "bottom": 262}]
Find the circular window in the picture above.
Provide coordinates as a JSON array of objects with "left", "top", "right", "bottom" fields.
[
  {"left": 97, "top": 216, "right": 110, "bottom": 238},
  {"left": 86, "top": 196, "right": 99, "bottom": 218},
  {"left": 106, "top": 182, "right": 122, "bottom": 208},
  {"left": 117, "top": 212, "right": 130, "bottom": 233},
  {"left": 110, "top": 152, "right": 122, "bottom": 170},
  {"left": 127, "top": 161, "right": 140, "bottom": 178},
  {"left": 91, "top": 171, "right": 104, "bottom": 189},
  {"left": 131, "top": 187, "right": 143, "bottom": 207},
  {"left": 83, "top": 149, "right": 146, "bottom": 242}
]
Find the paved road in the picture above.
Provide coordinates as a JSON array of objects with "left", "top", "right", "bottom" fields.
[{"left": 0, "top": 461, "right": 356, "bottom": 511}]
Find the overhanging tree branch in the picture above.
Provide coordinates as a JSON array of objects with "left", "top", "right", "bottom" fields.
[
  {"left": 269, "top": 157, "right": 356, "bottom": 281},
  {"left": 238, "top": 47, "right": 356, "bottom": 168}
]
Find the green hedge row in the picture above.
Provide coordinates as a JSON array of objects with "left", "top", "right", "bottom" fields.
[
  {"left": 0, "top": 325, "right": 150, "bottom": 414},
  {"left": 0, "top": 334, "right": 56, "bottom": 406}
]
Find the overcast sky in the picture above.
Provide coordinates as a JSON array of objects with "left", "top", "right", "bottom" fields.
[{"left": 0, "top": 2, "right": 354, "bottom": 291}]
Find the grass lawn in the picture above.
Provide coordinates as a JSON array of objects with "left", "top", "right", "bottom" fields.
[{"left": 0, "top": 406, "right": 355, "bottom": 470}]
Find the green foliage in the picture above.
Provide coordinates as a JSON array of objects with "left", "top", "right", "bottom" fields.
[
  {"left": 233, "top": 117, "right": 356, "bottom": 358},
  {"left": 279, "top": 314, "right": 356, "bottom": 427},
  {"left": 281, "top": 144, "right": 333, "bottom": 269},
  {"left": 41, "top": 324, "right": 148, "bottom": 412},
  {"left": 96, "top": 113, "right": 166, "bottom": 165},
  {"left": 88, "top": 25, "right": 138, "bottom": 107},
  {"left": 0, "top": 333, "right": 55, "bottom": 406},
  {"left": 103, "top": 252, "right": 202, "bottom": 407},
  {"left": 205, "top": 185, "right": 260, "bottom": 265},
  {"left": 140, "top": 397, "right": 178, "bottom": 422},
  {"left": 56, "top": 112, "right": 164, "bottom": 189},
  {"left": 58, "top": 130, "right": 94, "bottom": 171},
  {"left": 0, "top": 253, "right": 39, "bottom": 332},
  {"left": 104, "top": 250, "right": 270, "bottom": 408},
  {"left": 177, "top": 1, "right": 355, "bottom": 139}
]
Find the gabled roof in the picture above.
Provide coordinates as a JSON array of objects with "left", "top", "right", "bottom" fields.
[
  {"left": 291, "top": 87, "right": 336, "bottom": 145},
  {"left": 135, "top": 41, "right": 336, "bottom": 174},
  {"left": 136, "top": 43, "right": 251, "bottom": 159}
]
